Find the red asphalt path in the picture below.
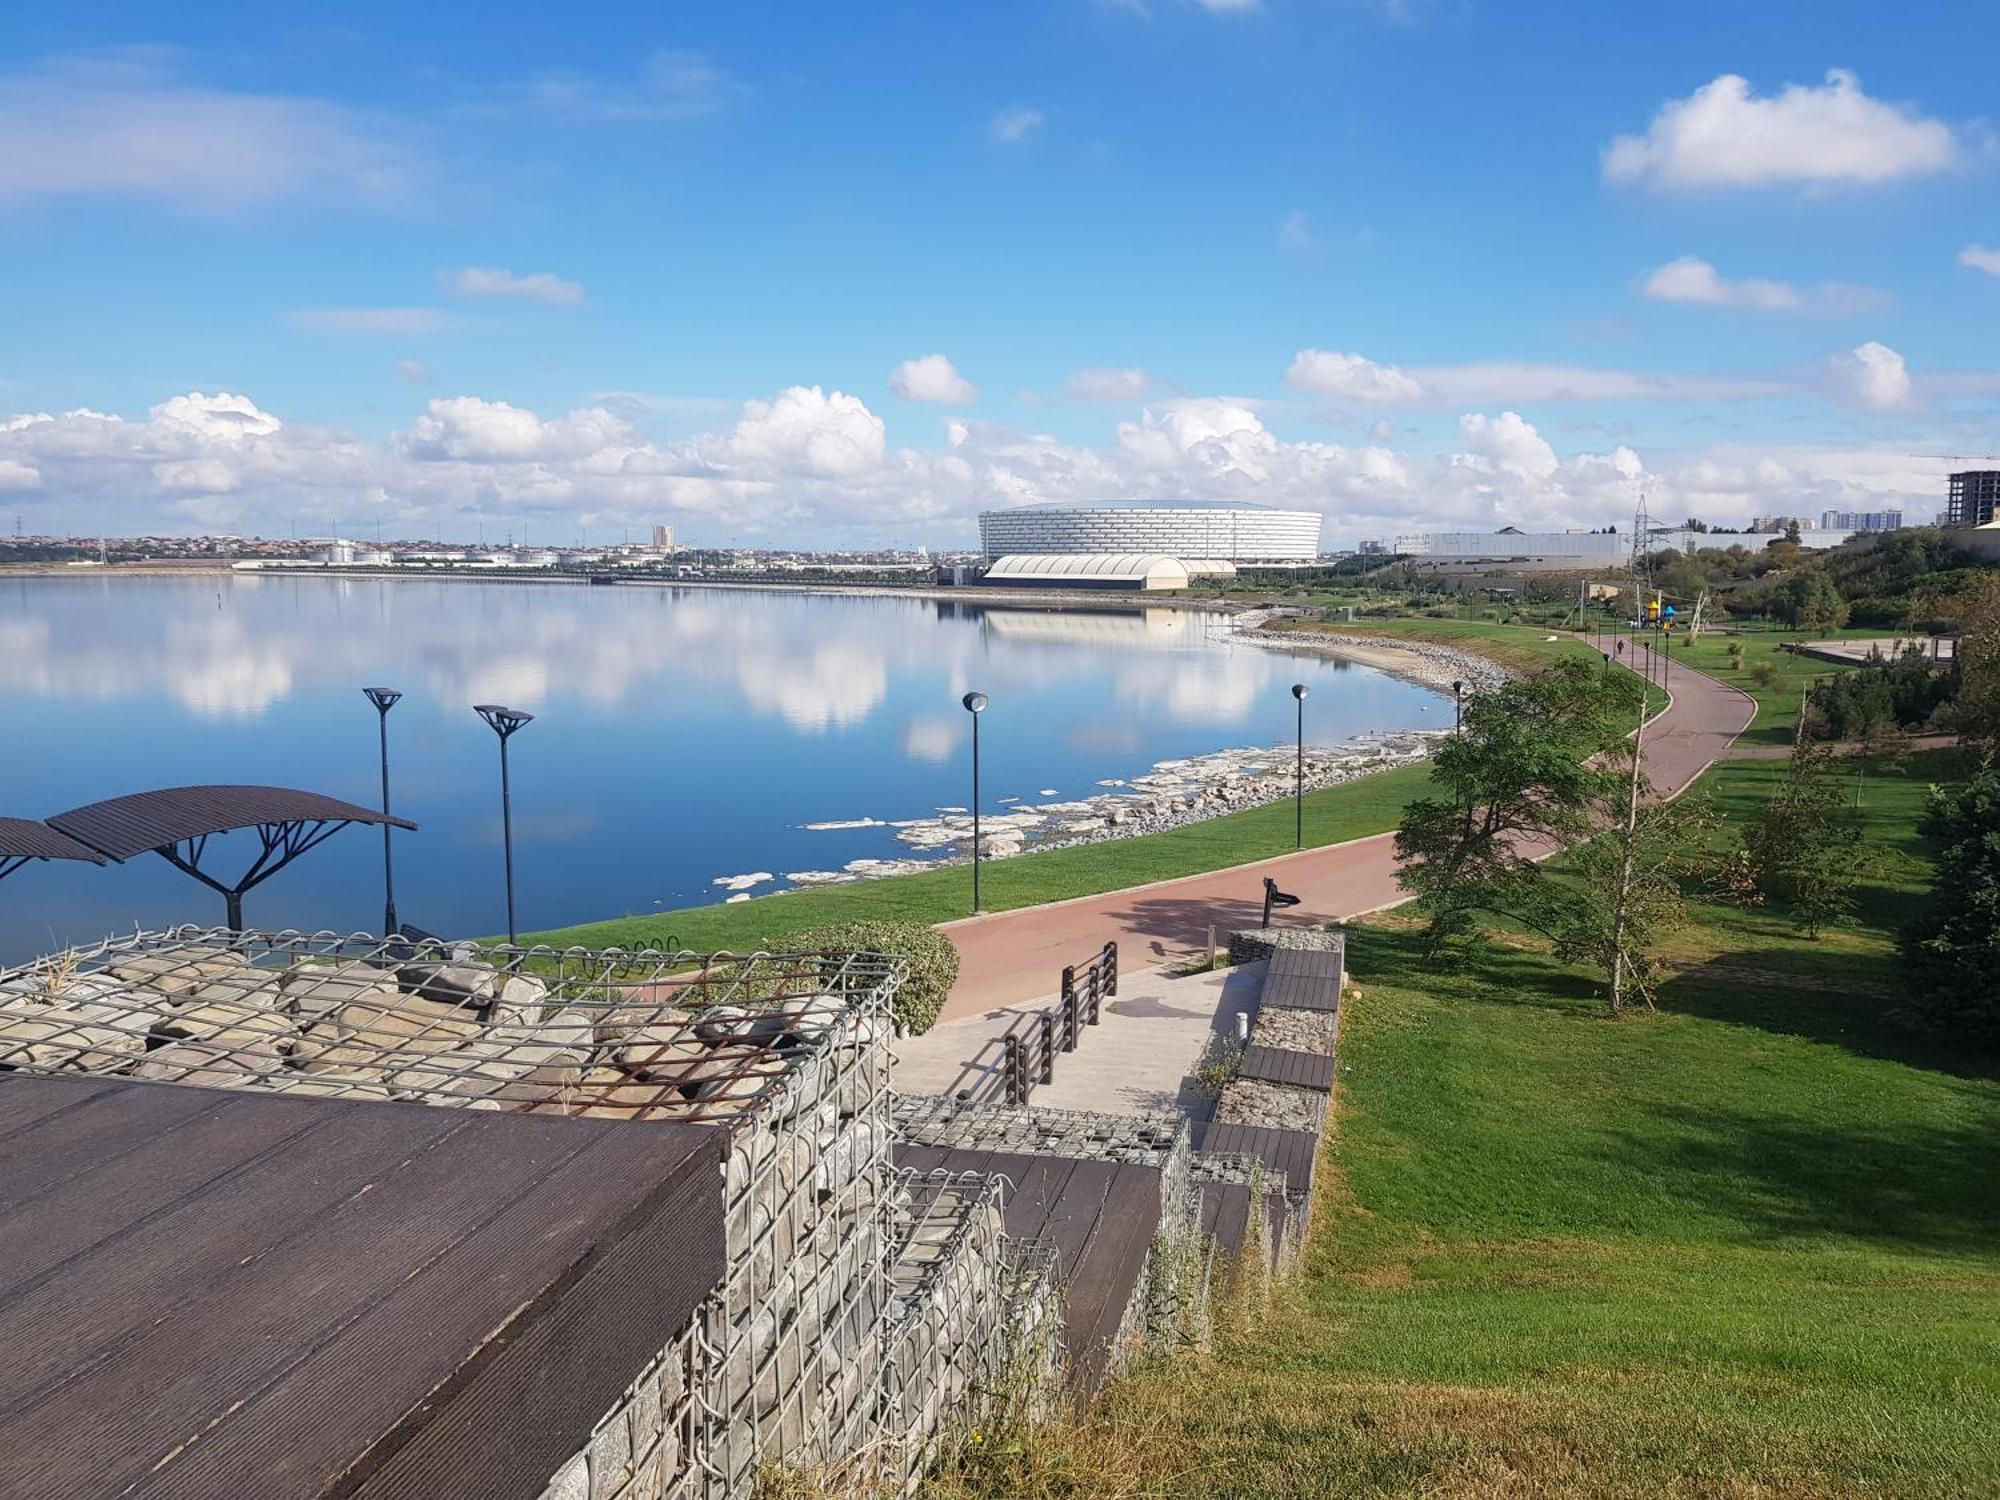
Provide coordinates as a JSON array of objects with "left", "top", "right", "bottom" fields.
[{"left": 935, "top": 657, "right": 1756, "bottom": 1023}]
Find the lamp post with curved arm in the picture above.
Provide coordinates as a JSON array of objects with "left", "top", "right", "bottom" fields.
[
  {"left": 962, "top": 691, "right": 988, "bottom": 914},
  {"left": 473, "top": 704, "right": 534, "bottom": 945},
  {"left": 1290, "top": 683, "right": 1309, "bottom": 849},
  {"left": 362, "top": 687, "right": 402, "bottom": 936}
]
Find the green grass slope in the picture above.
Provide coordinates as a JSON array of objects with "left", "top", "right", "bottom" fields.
[{"left": 934, "top": 748, "right": 2000, "bottom": 1499}]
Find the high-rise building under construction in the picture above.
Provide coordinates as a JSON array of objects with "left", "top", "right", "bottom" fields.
[{"left": 1948, "top": 471, "right": 2000, "bottom": 528}]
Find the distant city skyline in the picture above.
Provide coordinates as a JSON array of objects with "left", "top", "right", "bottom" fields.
[{"left": 1, "top": 4, "right": 1996, "bottom": 546}]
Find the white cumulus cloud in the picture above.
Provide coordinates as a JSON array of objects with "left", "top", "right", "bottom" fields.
[
  {"left": 1605, "top": 70, "right": 1961, "bottom": 189},
  {"left": 0, "top": 459, "right": 40, "bottom": 488},
  {"left": 450, "top": 267, "right": 585, "bottom": 305},
  {"left": 1286, "top": 349, "right": 1429, "bottom": 404},
  {"left": 1827, "top": 341, "right": 1912, "bottom": 410},
  {"left": 404, "top": 397, "right": 628, "bottom": 462},
  {"left": 1641, "top": 256, "right": 1801, "bottom": 310},
  {"left": 712, "top": 386, "right": 886, "bottom": 477},
  {"left": 1960, "top": 245, "right": 2000, "bottom": 277},
  {"left": 890, "top": 354, "right": 979, "bottom": 406},
  {"left": 150, "top": 391, "right": 282, "bottom": 442}
]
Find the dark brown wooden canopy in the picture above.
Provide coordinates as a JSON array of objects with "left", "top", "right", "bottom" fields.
[
  {"left": 0, "top": 815, "right": 110, "bottom": 884},
  {"left": 28, "top": 785, "right": 419, "bottom": 929},
  {"left": 45, "top": 784, "right": 413, "bottom": 862}
]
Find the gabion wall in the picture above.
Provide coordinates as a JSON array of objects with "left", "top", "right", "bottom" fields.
[{"left": 0, "top": 928, "right": 1296, "bottom": 1499}]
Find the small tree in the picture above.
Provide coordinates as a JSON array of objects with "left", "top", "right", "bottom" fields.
[
  {"left": 1899, "top": 763, "right": 2000, "bottom": 1045},
  {"left": 1779, "top": 570, "right": 1849, "bottom": 635},
  {"left": 1395, "top": 656, "right": 1642, "bottom": 957},
  {"left": 1522, "top": 787, "right": 1714, "bottom": 1012},
  {"left": 1727, "top": 642, "right": 1746, "bottom": 671},
  {"left": 1939, "top": 573, "right": 2000, "bottom": 750},
  {"left": 1740, "top": 744, "right": 1864, "bottom": 934}
]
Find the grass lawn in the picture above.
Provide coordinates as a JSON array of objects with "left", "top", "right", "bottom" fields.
[
  {"left": 1658, "top": 625, "right": 1884, "bottom": 749},
  {"left": 525, "top": 760, "right": 1438, "bottom": 953},
  {"left": 932, "top": 747, "right": 2000, "bottom": 1499},
  {"left": 524, "top": 619, "right": 1619, "bottom": 953},
  {"left": 1273, "top": 615, "right": 1625, "bottom": 678}
]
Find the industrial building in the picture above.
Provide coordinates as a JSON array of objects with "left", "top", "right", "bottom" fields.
[
  {"left": 978, "top": 503, "right": 1321, "bottom": 563},
  {"left": 1948, "top": 471, "right": 2000, "bottom": 529},
  {"left": 1386, "top": 525, "right": 1860, "bottom": 563}
]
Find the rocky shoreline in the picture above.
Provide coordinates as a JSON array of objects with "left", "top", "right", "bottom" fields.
[
  {"left": 716, "top": 727, "right": 1449, "bottom": 895},
  {"left": 708, "top": 618, "right": 1515, "bottom": 902}
]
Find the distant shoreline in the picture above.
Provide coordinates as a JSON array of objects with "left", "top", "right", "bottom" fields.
[{"left": 0, "top": 561, "right": 1247, "bottom": 615}]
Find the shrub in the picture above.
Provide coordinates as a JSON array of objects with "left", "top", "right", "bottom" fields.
[
  {"left": 781, "top": 919, "right": 958, "bottom": 1034},
  {"left": 1748, "top": 660, "right": 1780, "bottom": 690}
]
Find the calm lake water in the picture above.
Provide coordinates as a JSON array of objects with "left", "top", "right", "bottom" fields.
[{"left": 0, "top": 575, "right": 1439, "bottom": 962}]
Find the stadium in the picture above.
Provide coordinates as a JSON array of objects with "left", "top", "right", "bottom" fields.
[{"left": 978, "top": 502, "right": 1323, "bottom": 564}]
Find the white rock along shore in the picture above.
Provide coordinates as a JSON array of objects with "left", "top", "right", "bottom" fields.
[{"left": 719, "top": 614, "right": 1517, "bottom": 898}]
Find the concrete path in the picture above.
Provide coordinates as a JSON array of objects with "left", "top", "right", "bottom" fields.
[
  {"left": 893, "top": 962, "right": 1264, "bottom": 1114},
  {"left": 934, "top": 657, "right": 1755, "bottom": 1023}
]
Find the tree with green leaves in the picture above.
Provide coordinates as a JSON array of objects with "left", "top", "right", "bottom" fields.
[
  {"left": 1778, "top": 570, "right": 1850, "bottom": 635},
  {"left": 1394, "top": 656, "right": 1643, "bottom": 961},
  {"left": 1739, "top": 743, "right": 1864, "bottom": 935},
  {"left": 1940, "top": 572, "right": 2000, "bottom": 750},
  {"left": 1899, "top": 762, "right": 2000, "bottom": 1046},
  {"left": 1520, "top": 784, "right": 1714, "bottom": 1012}
]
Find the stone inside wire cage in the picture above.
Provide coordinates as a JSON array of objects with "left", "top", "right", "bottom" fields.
[{"left": 0, "top": 927, "right": 903, "bottom": 1126}]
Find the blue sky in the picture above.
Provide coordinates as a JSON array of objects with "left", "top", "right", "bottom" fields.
[{"left": 1, "top": 0, "right": 1996, "bottom": 546}]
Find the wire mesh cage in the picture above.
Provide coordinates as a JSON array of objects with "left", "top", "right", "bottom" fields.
[{"left": 0, "top": 926, "right": 903, "bottom": 1126}]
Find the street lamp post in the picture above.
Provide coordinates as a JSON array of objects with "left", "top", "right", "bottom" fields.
[
  {"left": 962, "top": 691, "right": 988, "bottom": 914},
  {"left": 473, "top": 704, "right": 534, "bottom": 946},
  {"left": 1290, "top": 683, "right": 1308, "bottom": 849},
  {"left": 362, "top": 687, "right": 402, "bottom": 935},
  {"left": 1452, "top": 679, "right": 1467, "bottom": 733}
]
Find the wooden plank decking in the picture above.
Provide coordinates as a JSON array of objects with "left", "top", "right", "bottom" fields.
[
  {"left": 1197, "top": 1121, "right": 1321, "bottom": 1202},
  {"left": 0, "top": 1073, "right": 726, "bottom": 1500},
  {"left": 1236, "top": 1044, "right": 1336, "bottom": 1092},
  {"left": 894, "top": 1143, "right": 1159, "bottom": 1390},
  {"left": 1260, "top": 946, "right": 1344, "bottom": 1012}
]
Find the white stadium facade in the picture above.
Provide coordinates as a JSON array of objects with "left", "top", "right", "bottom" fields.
[{"left": 976, "top": 503, "right": 1322, "bottom": 589}]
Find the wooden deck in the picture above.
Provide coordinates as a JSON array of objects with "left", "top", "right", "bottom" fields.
[
  {"left": 0, "top": 1073, "right": 726, "bottom": 1500},
  {"left": 1259, "top": 946, "right": 1344, "bottom": 1012},
  {"left": 894, "top": 1143, "right": 1159, "bottom": 1389},
  {"left": 1197, "top": 1121, "right": 1322, "bottom": 1202},
  {"left": 1236, "top": 1044, "right": 1336, "bottom": 1091}
]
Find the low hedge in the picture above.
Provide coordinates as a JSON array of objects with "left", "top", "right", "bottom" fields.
[{"left": 782, "top": 919, "right": 958, "bottom": 1035}]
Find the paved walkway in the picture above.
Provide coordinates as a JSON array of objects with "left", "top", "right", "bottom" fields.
[
  {"left": 893, "top": 962, "right": 1263, "bottom": 1112},
  {"left": 933, "top": 658, "right": 1755, "bottom": 1023}
]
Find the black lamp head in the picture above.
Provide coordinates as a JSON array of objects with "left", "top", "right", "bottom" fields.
[
  {"left": 474, "top": 703, "right": 535, "bottom": 739},
  {"left": 961, "top": 690, "right": 988, "bottom": 715},
  {"left": 1291, "top": 682, "right": 1308, "bottom": 701},
  {"left": 1452, "top": 680, "right": 1465, "bottom": 696},
  {"left": 363, "top": 686, "right": 403, "bottom": 713}
]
